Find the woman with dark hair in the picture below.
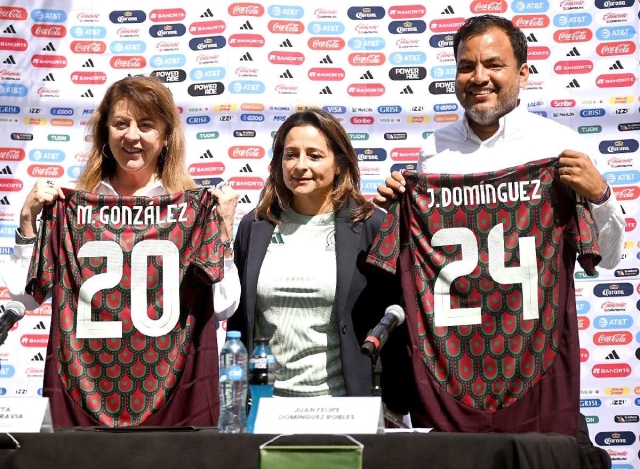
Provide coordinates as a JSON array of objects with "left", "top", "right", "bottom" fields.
[
  {"left": 228, "top": 108, "right": 407, "bottom": 405},
  {"left": 2, "top": 75, "right": 240, "bottom": 427}
]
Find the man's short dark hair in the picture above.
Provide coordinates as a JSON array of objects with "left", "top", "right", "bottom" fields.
[{"left": 452, "top": 14, "right": 528, "bottom": 68}]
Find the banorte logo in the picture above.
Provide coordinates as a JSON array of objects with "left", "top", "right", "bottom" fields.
[
  {"left": 19, "top": 334, "right": 48, "bottom": 347},
  {"left": 593, "top": 331, "right": 632, "bottom": 345},
  {"left": 308, "top": 68, "right": 345, "bottom": 81},
  {"left": 347, "top": 84, "right": 385, "bottom": 96},
  {"left": 31, "top": 24, "right": 66, "bottom": 38},
  {"left": 0, "top": 7, "right": 27, "bottom": 20},
  {"left": 470, "top": 1, "right": 508, "bottom": 13},
  {"left": 592, "top": 364, "right": 632, "bottom": 378},
  {"left": 527, "top": 46, "right": 551, "bottom": 60},
  {"left": 268, "top": 20, "right": 304, "bottom": 34},
  {"left": 189, "top": 21, "right": 227, "bottom": 36},
  {"left": 110, "top": 56, "right": 146, "bottom": 69},
  {"left": 348, "top": 53, "right": 385, "bottom": 66},
  {"left": 596, "top": 41, "right": 636, "bottom": 56},
  {"left": 388, "top": 5, "right": 426, "bottom": 19},
  {"left": 308, "top": 38, "right": 345, "bottom": 50},
  {"left": 70, "top": 41, "right": 107, "bottom": 54},
  {"left": 624, "top": 218, "right": 636, "bottom": 232},
  {"left": 228, "top": 146, "right": 265, "bottom": 159},
  {"left": 227, "top": 176, "right": 264, "bottom": 190},
  {"left": 228, "top": 3, "right": 265, "bottom": 16},
  {"left": 554, "top": 60, "right": 593, "bottom": 74},
  {"left": 71, "top": 71, "right": 107, "bottom": 84},
  {"left": 579, "top": 348, "right": 589, "bottom": 362},
  {"left": 429, "top": 18, "right": 466, "bottom": 32},
  {"left": 553, "top": 28, "right": 592, "bottom": 42},
  {"left": 390, "top": 147, "right": 420, "bottom": 161},
  {"left": 27, "top": 165, "right": 63, "bottom": 178},
  {"left": 148, "top": 8, "right": 186, "bottom": 22},
  {"left": 228, "top": 34, "right": 265, "bottom": 47},
  {"left": 0, "top": 38, "right": 27, "bottom": 51},
  {"left": 268, "top": 51, "right": 305, "bottom": 65},
  {"left": 188, "top": 162, "right": 225, "bottom": 176},
  {"left": 0, "top": 148, "right": 25, "bottom": 161},
  {"left": 0, "top": 179, "right": 23, "bottom": 191},
  {"left": 595, "top": 73, "right": 636, "bottom": 88},
  {"left": 512, "top": 15, "right": 550, "bottom": 28},
  {"left": 31, "top": 54, "right": 67, "bottom": 68}
]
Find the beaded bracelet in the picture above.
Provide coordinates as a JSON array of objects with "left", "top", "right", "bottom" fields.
[
  {"left": 590, "top": 185, "right": 610, "bottom": 205},
  {"left": 15, "top": 228, "right": 36, "bottom": 245}
]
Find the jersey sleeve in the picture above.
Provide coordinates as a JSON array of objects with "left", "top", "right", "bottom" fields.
[
  {"left": 187, "top": 189, "right": 225, "bottom": 285},
  {"left": 366, "top": 196, "right": 402, "bottom": 274},
  {"left": 25, "top": 203, "right": 58, "bottom": 304},
  {"left": 571, "top": 196, "right": 602, "bottom": 276}
]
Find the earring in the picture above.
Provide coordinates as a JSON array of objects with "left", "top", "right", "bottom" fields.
[{"left": 101, "top": 144, "right": 113, "bottom": 159}]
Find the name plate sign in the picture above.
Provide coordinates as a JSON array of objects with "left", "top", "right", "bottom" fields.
[
  {"left": 0, "top": 397, "right": 52, "bottom": 433},
  {"left": 253, "top": 396, "right": 382, "bottom": 434}
]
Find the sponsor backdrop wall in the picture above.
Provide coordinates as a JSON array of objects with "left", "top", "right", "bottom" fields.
[{"left": 0, "top": 0, "right": 637, "bottom": 460}]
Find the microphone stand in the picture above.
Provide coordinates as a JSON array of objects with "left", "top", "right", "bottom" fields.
[{"left": 369, "top": 352, "right": 410, "bottom": 429}]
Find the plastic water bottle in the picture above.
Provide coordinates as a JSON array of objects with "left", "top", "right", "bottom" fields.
[
  {"left": 218, "top": 330, "right": 248, "bottom": 433},
  {"left": 246, "top": 338, "right": 276, "bottom": 433}
]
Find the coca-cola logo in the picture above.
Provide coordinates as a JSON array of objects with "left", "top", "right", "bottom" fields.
[
  {"left": 388, "top": 5, "right": 426, "bottom": 19},
  {"left": 110, "top": 56, "right": 146, "bottom": 69},
  {"left": 268, "top": 20, "right": 304, "bottom": 34},
  {"left": 307, "top": 37, "right": 345, "bottom": 50},
  {"left": 0, "top": 148, "right": 25, "bottom": 161},
  {"left": 471, "top": 0, "right": 508, "bottom": 13},
  {"left": 71, "top": 71, "right": 107, "bottom": 84},
  {"left": 512, "top": 15, "right": 550, "bottom": 28},
  {"left": 553, "top": 28, "right": 592, "bottom": 42},
  {"left": 348, "top": 53, "right": 385, "bottom": 66},
  {"left": 26, "top": 303, "right": 52, "bottom": 316},
  {"left": 32, "top": 24, "right": 67, "bottom": 38},
  {"left": 596, "top": 41, "right": 636, "bottom": 56},
  {"left": 228, "top": 146, "right": 265, "bottom": 159},
  {"left": 0, "top": 179, "right": 23, "bottom": 191},
  {"left": 577, "top": 316, "right": 590, "bottom": 329},
  {"left": 228, "top": 3, "right": 265, "bottom": 16},
  {"left": 593, "top": 331, "right": 632, "bottom": 345},
  {"left": 188, "top": 162, "right": 225, "bottom": 175},
  {"left": 189, "top": 20, "right": 227, "bottom": 36},
  {"left": 227, "top": 176, "right": 264, "bottom": 190},
  {"left": 0, "top": 7, "right": 27, "bottom": 20},
  {"left": 612, "top": 186, "right": 639, "bottom": 200},
  {"left": 27, "top": 164, "right": 64, "bottom": 177},
  {"left": 70, "top": 41, "right": 107, "bottom": 54}
]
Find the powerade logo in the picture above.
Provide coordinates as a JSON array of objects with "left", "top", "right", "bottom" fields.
[
  {"left": 186, "top": 116, "right": 210, "bottom": 125},
  {"left": 599, "top": 139, "right": 639, "bottom": 154},
  {"left": 150, "top": 54, "right": 186, "bottom": 68},
  {"left": 32, "top": 9, "right": 66, "bottom": 22},
  {"left": 595, "top": 0, "right": 635, "bottom": 7},
  {"left": 149, "top": 24, "right": 187, "bottom": 38},
  {"left": 603, "top": 170, "right": 640, "bottom": 185},
  {"left": 0, "top": 84, "right": 27, "bottom": 97},
  {"left": 434, "top": 103, "right": 459, "bottom": 112},
  {"left": 378, "top": 105, "right": 401, "bottom": 114},
  {"left": 576, "top": 301, "right": 591, "bottom": 314},
  {"left": 430, "top": 65, "right": 456, "bottom": 79},
  {"left": 70, "top": 26, "right": 107, "bottom": 39},
  {"left": 348, "top": 37, "right": 385, "bottom": 51},
  {"left": 580, "top": 108, "right": 606, "bottom": 117},
  {"left": 355, "top": 148, "right": 387, "bottom": 162},
  {"left": 553, "top": 13, "right": 591, "bottom": 27},
  {"left": 308, "top": 22, "right": 345, "bottom": 35},
  {"left": 50, "top": 108, "right": 73, "bottom": 116},
  {"left": 110, "top": 40, "right": 146, "bottom": 54},
  {"left": 109, "top": 10, "right": 146, "bottom": 24},
  {"left": 361, "top": 179, "right": 385, "bottom": 194},
  {"left": 323, "top": 105, "right": 346, "bottom": 114},
  {"left": 0, "top": 365, "right": 15, "bottom": 378},
  {"left": 389, "top": 51, "right": 426, "bottom": 65},
  {"left": 347, "top": 6, "right": 385, "bottom": 20},
  {"left": 0, "top": 106, "right": 19, "bottom": 114},
  {"left": 596, "top": 26, "right": 636, "bottom": 40},
  {"left": 593, "top": 315, "right": 633, "bottom": 329},
  {"left": 580, "top": 399, "right": 602, "bottom": 407},
  {"left": 240, "top": 114, "right": 264, "bottom": 122},
  {"left": 67, "top": 166, "right": 83, "bottom": 178},
  {"left": 188, "top": 82, "right": 224, "bottom": 96},
  {"left": 389, "top": 67, "right": 426, "bottom": 80},
  {"left": 511, "top": 0, "right": 549, "bottom": 12},
  {"left": 229, "top": 80, "right": 265, "bottom": 94},
  {"left": 190, "top": 67, "right": 225, "bottom": 81},
  {"left": 429, "top": 33, "right": 454, "bottom": 48},
  {"left": 389, "top": 20, "right": 427, "bottom": 34},
  {"left": 29, "top": 149, "right": 64, "bottom": 162},
  {"left": 151, "top": 69, "right": 186, "bottom": 83},
  {"left": 268, "top": 5, "right": 304, "bottom": 19},
  {"left": 189, "top": 36, "right": 226, "bottom": 51}
]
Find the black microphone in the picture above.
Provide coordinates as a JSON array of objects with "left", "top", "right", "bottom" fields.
[
  {"left": 361, "top": 305, "right": 405, "bottom": 357},
  {"left": 0, "top": 301, "right": 26, "bottom": 347}
]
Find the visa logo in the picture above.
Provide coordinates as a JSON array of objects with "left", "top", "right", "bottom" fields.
[{"left": 323, "top": 106, "right": 347, "bottom": 114}]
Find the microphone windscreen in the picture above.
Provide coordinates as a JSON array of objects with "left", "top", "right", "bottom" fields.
[
  {"left": 384, "top": 304, "right": 405, "bottom": 325},
  {"left": 5, "top": 301, "right": 26, "bottom": 319}
]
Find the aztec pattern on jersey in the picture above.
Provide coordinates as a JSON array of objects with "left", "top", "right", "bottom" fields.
[
  {"left": 27, "top": 188, "right": 224, "bottom": 426},
  {"left": 367, "top": 158, "right": 600, "bottom": 412}
]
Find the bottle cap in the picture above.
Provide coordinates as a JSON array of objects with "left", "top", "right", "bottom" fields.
[
  {"left": 254, "top": 338, "right": 268, "bottom": 344},
  {"left": 227, "top": 331, "right": 241, "bottom": 339}
]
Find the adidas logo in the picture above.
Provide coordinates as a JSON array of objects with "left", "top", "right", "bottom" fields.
[
  {"left": 526, "top": 33, "right": 538, "bottom": 43},
  {"left": 566, "top": 79, "right": 580, "bottom": 88},
  {"left": 240, "top": 21, "right": 253, "bottom": 30},
  {"left": 441, "top": 5, "right": 455, "bottom": 14},
  {"left": 319, "top": 86, "right": 332, "bottom": 95},
  {"left": 400, "top": 85, "right": 414, "bottom": 94},
  {"left": 82, "top": 58, "right": 95, "bottom": 68},
  {"left": 0, "top": 195, "right": 9, "bottom": 205},
  {"left": 270, "top": 232, "right": 284, "bottom": 244},
  {"left": 609, "top": 60, "right": 623, "bottom": 70},
  {"left": 3, "top": 24, "right": 16, "bottom": 34},
  {"left": 33, "top": 321, "right": 46, "bottom": 330},
  {"left": 31, "top": 352, "right": 45, "bottom": 362},
  {"left": 605, "top": 350, "right": 620, "bottom": 360},
  {"left": 201, "top": 8, "right": 214, "bottom": 18},
  {"left": 566, "top": 47, "right": 580, "bottom": 57},
  {"left": 0, "top": 165, "right": 12, "bottom": 175},
  {"left": 240, "top": 52, "right": 253, "bottom": 61},
  {"left": 42, "top": 42, "right": 56, "bottom": 52},
  {"left": 81, "top": 89, "right": 94, "bottom": 98},
  {"left": 239, "top": 164, "right": 253, "bottom": 173},
  {"left": 3, "top": 55, "right": 16, "bottom": 65},
  {"left": 280, "top": 69, "right": 293, "bottom": 79},
  {"left": 200, "top": 149, "right": 214, "bottom": 159},
  {"left": 528, "top": 64, "right": 539, "bottom": 74},
  {"left": 238, "top": 194, "right": 251, "bottom": 204},
  {"left": 360, "top": 70, "right": 374, "bottom": 80},
  {"left": 42, "top": 73, "right": 55, "bottom": 82},
  {"left": 319, "top": 55, "right": 333, "bottom": 64},
  {"left": 280, "top": 39, "right": 293, "bottom": 48}
]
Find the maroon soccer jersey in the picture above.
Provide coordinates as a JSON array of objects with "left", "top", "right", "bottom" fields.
[
  {"left": 27, "top": 188, "right": 224, "bottom": 427},
  {"left": 367, "top": 158, "right": 601, "bottom": 435}
]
